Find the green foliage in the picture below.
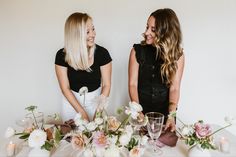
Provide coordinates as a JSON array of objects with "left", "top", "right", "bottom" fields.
[
  {"left": 15, "top": 132, "right": 30, "bottom": 139},
  {"left": 126, "top": 137, "right": 139, "bottom": 151},
  {"left": 25, "top": 105, "right": 37, "bottom": 112}
]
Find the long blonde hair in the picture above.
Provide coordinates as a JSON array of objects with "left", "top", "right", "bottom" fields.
[
  {"left": 143, "top": 8, "right": 183, "bottom": 86},
  {"left": 64, "top": 12, "right": 95, "bottom": 71}
]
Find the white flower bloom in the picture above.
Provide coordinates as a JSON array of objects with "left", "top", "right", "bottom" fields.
[
  {"left": 108, "top": 135, "right": 118, "bottom": 145},
  {"left": 28, "top": 129, "right": 47, "bottom": 148},
  {"left": 224, "top": 116, "right": 236, "bottom": 124},
  {"left": 5, "top": 127, "right": 15, "bottom": 138},
  {"left": 140, "top": 135, "right": 148, "bottom": 146},
  {"left": 119, "top": 133, "right": 131, "bottom": 146},
  {"left": 86, "top": 122, "right": 97, "bottom": 131},
  {"left": 74, "top": 113, "right": 88, "bottom": 126},
  {"left": 79, "top": 86, "right": 88, "bottom": 95},
  {"left": 83, "top": 148, "right": 94, "bottom": 157},
  {"left": 129, "top": 101, "right": 143, "bottom": 112},
  {"left": 95, "top": 117, "right": 103, "bottom": 125},
  {"left": 104, "top": 145, "right": 120, "bottom": 157},
  {"left": 181, "top": 125, "right": 194, "bottom": 136},
  {"left": 125, "top": 102, "right": 143, "bottom": 119},
  {"left": 78, "top": 125, "right": 86, "bottom": 131}
]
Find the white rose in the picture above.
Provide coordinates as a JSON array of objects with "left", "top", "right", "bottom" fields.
[
  {"left": 129, "top": 101, "right": 143, "bottom": 112},
  {"left": 86, "top": 122, "right": 97, "bottom": 131},
  {"left": 125, "top": 102, "right": 143, "bottom": 119},
  {"left": 28, "top": 129, "right": 47, "bottom": 148},
  {"left": 119, "top": 133, "right": 131, "bottom": 146},
  {"left": 95, "top": 117, "right": 103, "bottom": 125},
  {"left": 104, "top": 146, "right": 120, "bottom": 157},
  {"left": 181, "top": 125, "right": 194, "bottom": 136},
  {"left": 5, "top": 127, "right": 15, "bottom": 138}
]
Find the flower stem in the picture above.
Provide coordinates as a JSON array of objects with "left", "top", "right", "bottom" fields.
[
  {"left": 114, "top": 114, "right": 131, "bottom": 132},
  {"left": 31, "top": 111, "right": 39, "bottom": 129},
  {"left": 209, "top": 124, "right": 232, "bottom": 137},
  {"left": 176, "top": 117, "right": 186, "bottom": 126}
]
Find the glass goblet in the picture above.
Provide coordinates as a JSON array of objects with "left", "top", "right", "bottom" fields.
[{"left": 146, "top": 112, "right": 164, "bottom": 155}]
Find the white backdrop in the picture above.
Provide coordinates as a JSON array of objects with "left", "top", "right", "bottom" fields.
[{"left": 0, "top": 0, "right": 236, "bottom": 136}]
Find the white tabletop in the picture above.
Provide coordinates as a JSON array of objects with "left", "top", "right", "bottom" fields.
[{"left": 1, "top": 125, "right": 236, "bottom": 157}]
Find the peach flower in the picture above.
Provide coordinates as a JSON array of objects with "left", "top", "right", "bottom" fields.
[{"left": 107, "top": 116, "right": 121, "bottom": 131}]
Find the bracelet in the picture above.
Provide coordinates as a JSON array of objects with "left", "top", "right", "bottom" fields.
[{"left": 168, "top": 111, "right": 177, "bottom": 119}]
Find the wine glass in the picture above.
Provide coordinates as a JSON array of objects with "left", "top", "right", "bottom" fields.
[
  {"left": 146, "top": 112, "right": 164, "bottom": 155},
  {"left": 129, "top": 116, "right": 148, "bottom": 135}
]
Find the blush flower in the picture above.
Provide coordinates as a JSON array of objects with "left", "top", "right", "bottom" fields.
[
  {"left": 107, "top": 116, "right": 121, "bottom": 131},
  {"left": 93, "top": 131, "right": 107, "bottom": 148},
  {"left": 129, "top": 147, "right": 143, "bottom": 157},
  {"left": 71, "top": 133, "right": 87, "bottom": 150},
  {"left": 194, "top": 122, "right": 212, "bottom": 139}
]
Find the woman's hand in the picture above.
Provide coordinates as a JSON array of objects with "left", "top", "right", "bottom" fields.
[
  {"left": 164, "top": 118, "right": 176, "bottom": 132},
  {"left": 81, "top": 111, "right": 90, "bottom": 122}
]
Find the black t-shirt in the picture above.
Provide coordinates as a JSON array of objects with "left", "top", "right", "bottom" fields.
[{"left": 55, "top": 44, "right": 112, "bottom": 92}]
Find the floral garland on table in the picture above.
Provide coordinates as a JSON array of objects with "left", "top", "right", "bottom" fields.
[
  {"left": 62, "top": 101, "right": 148, "bottom": 157},
  {"left": 169, "top": 111, "right": 235, "bottom": 150}
]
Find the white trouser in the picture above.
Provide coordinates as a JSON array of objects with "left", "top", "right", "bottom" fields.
[{"left": 61, "top": 87, "right": 101, "bottom": 121}]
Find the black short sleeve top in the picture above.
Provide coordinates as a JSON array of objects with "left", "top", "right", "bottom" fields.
[{"left": 55, "top": 44, "right": 112, "bottom": 92}]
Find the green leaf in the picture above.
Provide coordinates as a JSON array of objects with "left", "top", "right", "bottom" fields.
[
  {"left": 54, "top": 128, "right": 62, "bottom": 144},
  {"left": 25, "top": 105, "right": 37, "bottom": 112},
  {"left": 15, "top": 132, "right": 30, "bottom": 139},
  {"left": 41, "top": 141, "right": 53, "bottom": 151}
]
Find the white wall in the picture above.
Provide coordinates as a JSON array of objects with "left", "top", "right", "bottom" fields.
[{"left": 0, "top": 0, "right": 236, "bottom": 136}]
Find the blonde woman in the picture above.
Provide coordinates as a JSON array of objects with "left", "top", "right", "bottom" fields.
[
  {"left": 55, "top": 13, "right": 112, "bottom": 121},
  {"left": 128, "top": 8, "right": 184, "bottom": 132}
]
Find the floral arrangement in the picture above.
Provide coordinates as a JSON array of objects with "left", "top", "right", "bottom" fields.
[
  {"left": 169, "top": 111, "right": 235, "bottom": 149},
  {"left": 62, "top": 101, "right": 148, "bottom": 157},
  {"left": 5, "top": 100, "right": 148, "bottom": 157},
  {"left": 5, "top": 105, "right": 62, "bottom": 152}
]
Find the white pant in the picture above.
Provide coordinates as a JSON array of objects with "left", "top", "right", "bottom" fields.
[{"left": 61, "top": 87, "right": 101, "bottom": 121}]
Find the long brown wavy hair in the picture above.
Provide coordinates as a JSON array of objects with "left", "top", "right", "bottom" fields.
[{"left": 143, "top": 8, "right": 183, "bottom": 86}]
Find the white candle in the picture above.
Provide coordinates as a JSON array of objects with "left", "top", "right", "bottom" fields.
[
  {"left": 220, "top": 137, "right": 230, "bottom": 153},
  {"left": 6, "top": 141, "right": 16, "bottom": 156}
]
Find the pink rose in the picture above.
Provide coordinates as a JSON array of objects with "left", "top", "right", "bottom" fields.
[
  {"left": 93, "top": 131, "right": 107, "bottom": 148},
  {"left": 194, "top": 122, "right": 212, "bottom": 138}
]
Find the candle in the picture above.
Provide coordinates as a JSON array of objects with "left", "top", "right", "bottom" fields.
[
  {"left": 219, "top": 137, "right": 230, "bottom": 153},
  {"left": 6, "top": 141, "right": 16, "bottom": 156}
]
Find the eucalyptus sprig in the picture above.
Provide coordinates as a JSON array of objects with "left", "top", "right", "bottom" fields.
[{"left": 25, "top": 105, "right": 39, "bottom": 129}]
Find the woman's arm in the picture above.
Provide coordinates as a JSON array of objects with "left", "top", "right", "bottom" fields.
[
  {"left": 55, "top": 65, "right": 89, "bottom": 121},
  {"left": 128, "top": 48, "right": 139, "bottom": 103},
  {"left": 165, "top": 54, "right": 185, "bottom": 131},
  {"left": 100, "top": 62, "right": 112, "bottom": 97}
]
